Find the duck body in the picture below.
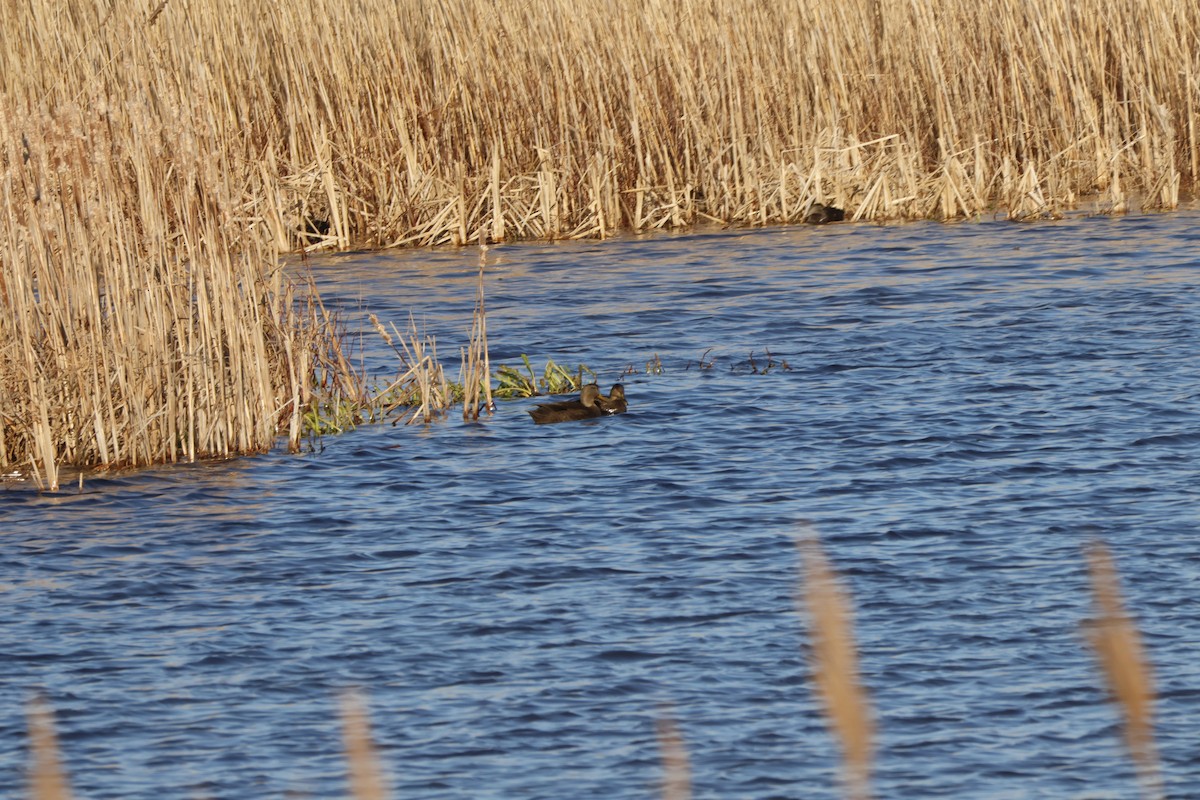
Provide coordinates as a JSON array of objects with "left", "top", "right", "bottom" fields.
[
  {"left": 528, "top": 384, "right": 604, "bottom": 424},
  {"left": 527, "top": 384, "right": 627, "bottom": 424},
  {"left": 804, "top": 202, "right": 845, "bottom": 224}
]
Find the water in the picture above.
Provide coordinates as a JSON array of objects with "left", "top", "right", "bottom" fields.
[{"left": 4, "top": 211, "right": 1200, "bottom": 798}]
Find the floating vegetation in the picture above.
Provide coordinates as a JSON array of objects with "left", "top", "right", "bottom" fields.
[
  {"left": 369, "top": 314, "right": 453, "bottom": 425},
  {"left": 493, "top": 356, "right": 596, "bottom": 399},
  {"left": 685, "top": 349, "right": 718, "bottom": 372},
  {"left": 747, "top": 349, "right": 792, "bottom": 374},
  {"left": 302, "top": 398, "right": 365, "bottom": 438}
]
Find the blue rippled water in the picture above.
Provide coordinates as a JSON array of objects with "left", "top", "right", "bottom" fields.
[{"left": 3, "top": 211, "right": 1200, "bottom": 798}]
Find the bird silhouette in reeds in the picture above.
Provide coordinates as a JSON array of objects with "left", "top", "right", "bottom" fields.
[
  {"left": 805, "top": 202, "right": 845, "bottom": 224},
  {"left": 528, "top": 384, "right": 627, "bottom": 424}
]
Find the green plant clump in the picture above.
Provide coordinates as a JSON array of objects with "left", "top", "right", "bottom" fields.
[{"left": 493, "top": 356, "right": 596, "bottom": 398}]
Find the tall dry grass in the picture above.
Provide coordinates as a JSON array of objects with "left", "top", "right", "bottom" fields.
[
  {"left": 796, "top": 537, "right": 874, "bottom": 800},
  {"left": 460, "top": 257, "right": 495, "bottom": 421},
  {"left": 1084, "top": 541, "right": 1163, "bottom": 800},
  {"left": 25, "top": 696, "right": 72, "bottom": 800},
  {"left": 656, "top": 712, "right": 693, "bottom": 800},
  {"left": 3, "top": 0, "right": 1198, "bottom": 479},
  {"left": 9, "top": 0, "right": 1196, "bottom": 247},
  {"left": 0, "top": 4, "right": 363, "bottom": 487},
  {"left": 341, "top": 690, "right": 392, "bottom": 800}
]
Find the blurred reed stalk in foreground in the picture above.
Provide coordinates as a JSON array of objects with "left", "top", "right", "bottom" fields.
[
  {"left": 656, "top": 712, "right": 693, "bottom": 800},
  {"left": 1083, "top": 541, "right": 1163, "bottom": 800},
  {"left": 341, "top": 690, "right": 392, "bottom": 800},
  {"left": 26, "top": 696, "right": 72, "bottom": 800},
  {"left": 796, "top": 536, "right": 874, "bottom": 800}
]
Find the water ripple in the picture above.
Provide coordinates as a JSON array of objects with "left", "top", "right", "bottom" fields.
[{"left": 3, "top": 211, "right": 1200, "bottom": 798}]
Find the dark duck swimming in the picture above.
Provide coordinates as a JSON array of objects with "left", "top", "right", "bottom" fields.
[
  {"left": 596, "top": 384, "right": 627, "bottom": 415},
  {"left": 804, "top": 202, "right": 845, "bottom": 224},
  {"left": 528, "top": 384, "right": 627, "bottom": 424}
]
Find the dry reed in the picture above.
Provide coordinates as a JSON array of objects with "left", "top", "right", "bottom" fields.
[
  {"left": 379, "top": 315, "right": 452, "bottom": 424},
  {"left": 5, "top": 0, "right": 1199, "bottom": 479},
  {"left": 0, "top": 5, "right": 360, "bottom": 486},
  {"left": 1083, "top": 541, "right": 1163, "bottom": 800},
  {"left": 25, "top": 695, "right": 72, "bottom": 800},
  {"left": 796, "top": 536, "right": 874, "bottom": 800},
  {"left": 8, "top": 0, "right": 1196, "bottom": 247},
  {"left": 656, "top": 712, "right": 693, "bottom": 800},
  {"left": 460, "top": 253, "right": 495, "bottom": 421},
  {"left": 340, "top": 690, "right": 392, "bottom": 800}
]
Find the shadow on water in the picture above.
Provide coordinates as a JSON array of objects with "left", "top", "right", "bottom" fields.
[{"left": 3, "top": 211, "right": 1200, "bottom": 798}]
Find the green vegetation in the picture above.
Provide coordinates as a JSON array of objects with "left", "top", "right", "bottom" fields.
[{"left": 493, "top": 356, "right": 598, "bottom": 399}]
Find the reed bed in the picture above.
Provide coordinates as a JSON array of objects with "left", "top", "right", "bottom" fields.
[
  {"left": 0, "top": 134, "right": 354, "bottom": 488},
  {"left": 0, "top": 4, "right": 363, "bottom": 486},
  {"left": 9, "top": 0, "right": 1197, "bottom": 251},
  {"left": 4, "top": 0, "right": 1199, "bottom": 478},
  {"left": 11, "top": 0, "right": 1196, "bottom": 249}
]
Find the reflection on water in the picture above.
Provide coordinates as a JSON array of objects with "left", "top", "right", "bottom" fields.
[{"left": 3, "top": 211, "right": 1200, "bottom": 799}]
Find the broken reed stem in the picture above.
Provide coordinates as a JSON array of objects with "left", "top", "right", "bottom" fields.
[
  {"left": 478, "top": 263, "right": 494, "bottom": 413},
  {"left": 340, "top": 690, "right": 391, "bottom": 800},
  {"left": 656, "top": 713, "right": 692, "bottom": 800},
  {"left": 461, "top": 253, "right": 493, "bottom": 421},
  {"left": 796, "top": 536, "right": 874, "bottom": 800},
  {"left": 26, "top": 695, "right": 73, "bottom": 800},
  {"left": 1083, "top": 541, "right": 1163, "bottom": 800},
  {"left": 394, "top": 316, "right": 451, "bottom": 424}
]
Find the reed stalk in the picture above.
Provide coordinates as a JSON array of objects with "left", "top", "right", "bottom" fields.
[
  {"left": 25, "top": 696, "right": 72, "bottom": 800},
  {"left": 656, "top": 712, "right": 693, "bottom": 800},
  {"left": 390, "top": 315, "right": 451, "bottom": 424},
  {"left": 340, "top": 690, "right": 392, "bottom": 800},
  {"left": 460, "top": 253, "right": 494, "bottom": 421},
  {"left": 1083, "top": 541, "right": 1163, "bottom": 800},
  {"left": 796, "top": 536, "right": 874, "bottom": 800}
]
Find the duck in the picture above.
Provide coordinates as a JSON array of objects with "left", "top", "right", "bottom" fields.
[
  {"left": 527, "top": 384, "right": 628, "bottom": 424},
  {"left": 528, "top": 384, "right": 604, "bottom": 424},
  {"left": 804, "top": 202, "right": 845, "bottom": 224},
  {"left": 597, "top": 384, "right": 627, "bottom": 415}
]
